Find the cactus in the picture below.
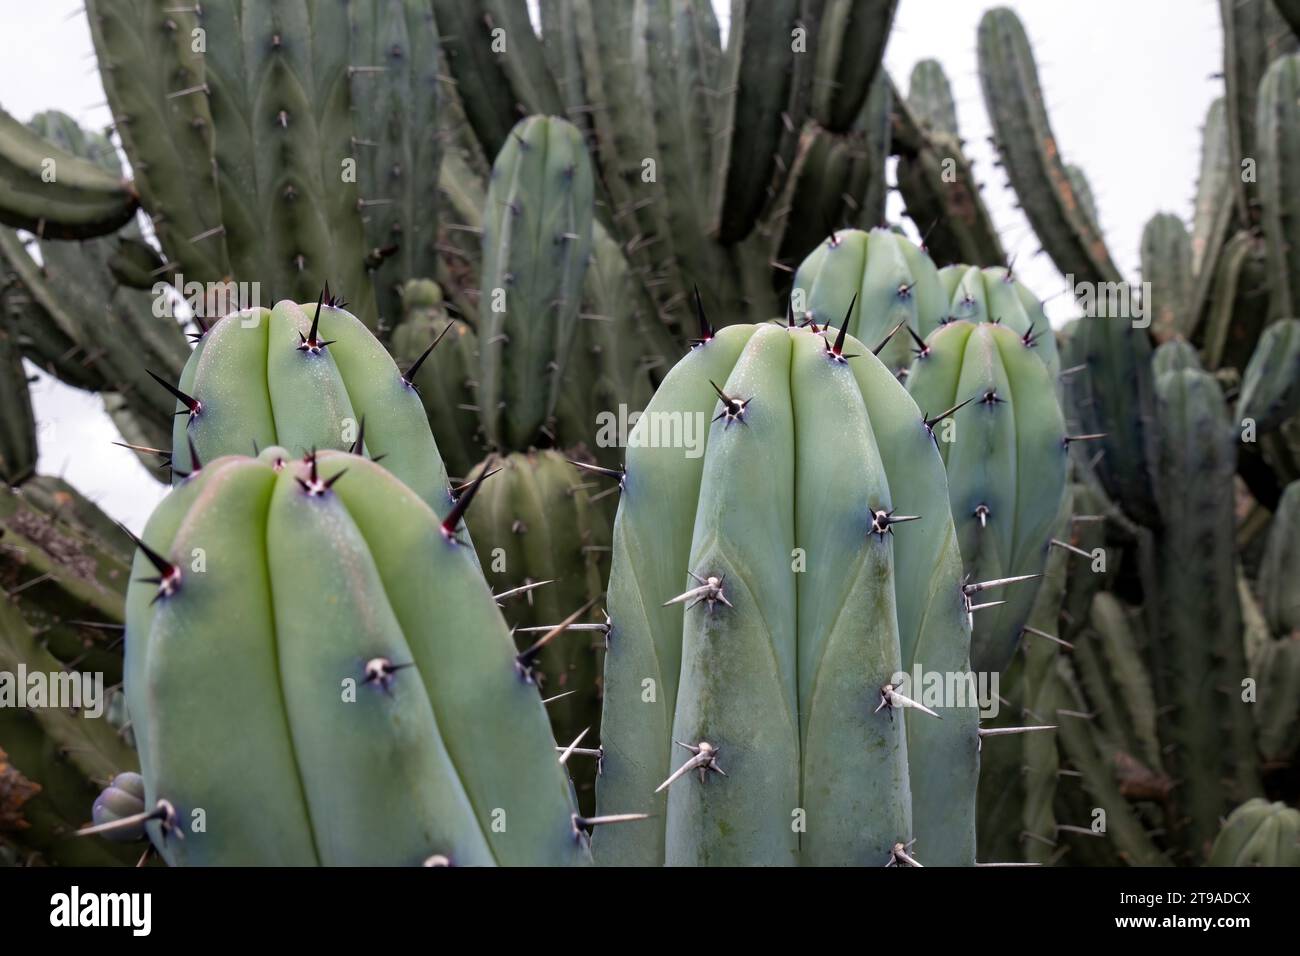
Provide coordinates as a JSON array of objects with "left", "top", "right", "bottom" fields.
[
  {"left": 1258, "top": 54, "right": 1300, "bottom": 319},
  {"left": 907, "top": 59, "right": 958, "bottom": 137},
  {"left": 809, "top": 0, "right": 897, "bottom": 132},
  {"left": 1060, "top": 316, "right": 1162, "bottom": 527},
  {"left": 0, "top": 112, "right": 189, "bottom": 450},
  {"left": 478, "top": 116, "right": 594, "bottom": 450},
  {"left": 1152, "top": 338, "right": 1203, "bottom": 377},
  {"left": 977, "top": 8, "right": 1121, "bottom": 286},
  {"left": 83, "top": 0, "right": 228, "bottom": 282},
  {"left": 1197, "top": 230, "right": 1271, "bottom": 372},
  {"left": 1140, "top": 214, "right": 1193, "bottom": 343},
  {"left": 710, "top": 0, "right": 818, "bottom": 243},
  {"left": 553, "top": 221, "right": 671, "bottom": 468},
  {"left": 791, "top": 227, "right": 947, "bottom": 375},
  {"left": 123, "top": 447, "right": 593, "bottom": 865},
  {"left": 1238, "top": 319, "right": 1300, "bottom": 433},
  {"left": 200, "top": 1, "right": 376, "bottom": 324},
  {"left": 0, "top": 481, "right": 131, "bottom": 684},
  {"left": 905, "top": 319, "right": 1067, "bottom": 674},
  {"left": 166, "top": 296, "right": 450, "bottom": 511},
  {"left": 595, "top": 322, "right": 979, "bottom": 866},
  {"left": 1250, "top": 634, "right": 1300, "bottom": 766},
  {"left": 1258, "top": 480, "right": 1300, "bottom": 635},
  {"left": 0, "top": 103, "right": 138, "bottom": 240},
  {"left": 1065, "top": 164, "right": 1100, "bottom": 233},
  {"left": 0, "top": 308, "right": 36, "bottom": 486},
  {"left": 1207, "top": 799, "right": 1300, "bottom": 866},
  {"left": 1191, "top": 98, "right": 1231, "bottom": 278},
  {"left": 975, "top": 490, "right": 1071, "bottom": 865},
  {"left": 775, "top": 75, "right": 892, "bottom": 275},
  {"left": 90, "top": 772, "right": 148, "bottom": 843},
  {"left": 462, "top": 450, "right": 611, "bottom": 812},
  {"left": 892, "top": 66, "right": 1006, "bottom": 270},
  {"left": 1223, "top": 0, "right": 1297, "bottom": 229},
  {"left": 349, "top": 1, "right": 445, "bottom": 331},
  {"left": 389, "top": 280, "right": 483, "bottom": 479},
  {"left": 431, "top": 0, "right": 564, "bottom": 165},
  {"left": 938, "top": 264, "right": 1061, "bottom": 381},
  {"left": 1152, "top": 365, "right": 1261, "bottom": 856},
  {"left": 0, "top": 594, "right": 139, "bottom": 866}
]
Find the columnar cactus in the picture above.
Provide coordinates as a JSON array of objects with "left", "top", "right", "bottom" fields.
[
  {"left": 892, "top": 64, "right": 1006, "bottom": 270},
  {"left": 0, "top": 104, "right": 138, "bottom": 239},
  {"left": 938, "top": 264, "right": 1061, "bottom": 381},
  {"left": 791, "top": 228, "right": 947, "bottom": 374},
  {"left": 1152, "top": 365, "right": 1261, "bottom": 853},
  {"left": 905, "top": 319, "right": 1067, "bottom": 674},
  {"left": 462, "top": 450, "right": 611, "bottom": 810},
  {"left": 1140, "top": 213, "right": 1193, "bottom": 343},
  {"left": 123, "top": 447, "right": 591, "bottom": 865},
  {"left": 0, "top": 312, "right": 36, "bottom": 485},
  {"left": 1060, "top": 315, "right": 1162, "bottom": 527},
  {"left": 595, "top": 321, "right": 979, "bottom": 866},
  {"left": 977, "top": 7, "right": 1121, "bottom": 286},
  {"left": 1238, "top": 319, "right": 1300, "bottom": 432},
  {"left": 389, "top": 279, "right": 482, "bottom": 479},
  {"left": 1257, "top": 54, "right": 1300, "bottom": 318},
  {"left": 1208, "top": 799, "right": 1300, "bottom": 866},
  {"left": 167, "top": 296, "right": 449, "bottom": 510},
  {"left": 478, "top": 116, "right": 594, "bottom": 450}
]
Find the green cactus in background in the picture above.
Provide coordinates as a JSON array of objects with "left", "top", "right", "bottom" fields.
[
  {"left": 1140, "top": 214, "right": 1193, "bottom": 343},
  {"left": 1191, "top": 98, "right": 1230, "bottom": 279},
  {"left": 0, "top": 587, "right": 139, "bottom": 866},
  {"left": 1208, "top": 799, "right": 1300, "bottom": 866},
  {"left": 595, "top": 321, "right": 981, "bottom": 866},
  {"left": 1257, "top": 54, "right": 1300, "bottom": 319},
  {"left": 0, "top": 309, "right": 36, "bottom": 486},
  {"left": 1152, "top": 365, "right": 1261, "bottom": 856},
  {"left": 462, "top": 450, "right": 611, "bottom": 813},
  {"left": 1152, "top": 338, "right": 1203, "bottom": 377},
  {"left": 791, "top": 227, "right": 946, "bottom": 375},
  {"left": 1238, "top": 319, "right": 1300, "bottom": 433},
  {"left": 123, "top": 447, "right": 596, "bottom": 865},
  {"left": 1222, "top": 0, "right": 1297, "bottom": 230},
  {"left": 892, "top": 62, "right": 1006, "bottom": 270},
  {"left": 774, "top": 74, "right": 893, "bottom": 278},
  {"left": 1060, "top": 316, "right": 1162, "bottom": 527},
  {"left": 478, "top": 116, "right": 594, "bottom": 450},
  {"left": 0, "top": 112, "right": 188, "bottom": 455},
  {"left": 977, "top": 7, "right": 1121, "bottom": 287},
  {"left": 0, "top": 104, "right": 137, "bottom": 240},
  {"left": 167, "top": 296, "right": 450, "bottom": 511},
  {"left": 975, "top": 489, "right": 1070, "bottom": 865},
  {"left": 389, "top": 279, "right": 483, "bottom": 479}
]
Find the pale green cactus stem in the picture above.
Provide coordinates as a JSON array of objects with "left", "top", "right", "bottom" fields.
[
  {"left": 123, "top": 447, "right": 597, "bottom": 865},
  {"left": 595, "top": 320, "right": 979, "bottom": 866}
]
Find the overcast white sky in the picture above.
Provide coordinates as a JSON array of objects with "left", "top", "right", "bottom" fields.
[{"left": 0, "top": 0, "right": 1222, "bottom": 530}]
